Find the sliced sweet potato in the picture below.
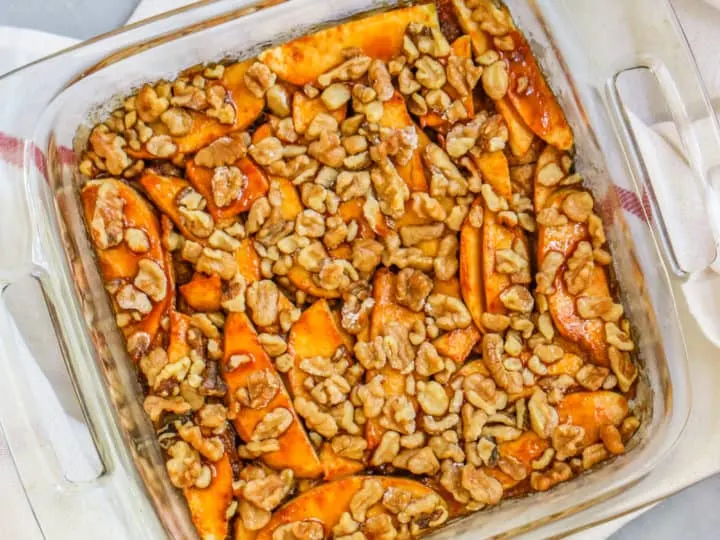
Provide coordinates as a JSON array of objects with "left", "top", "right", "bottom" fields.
[
  {"left": 547, "top": 353, "right": 583, "bottom": 376},
  {"left": 287, "top": 266, "right": 342, "bottom": 299},
  {"left": 486, "top": 432, "right": 549, "bottom": 489},
  {"left": 338, "top": 198, "right": 386, "bottom": 239},
  {"left": 483, "top": 210, "right": 528, "bottom": 314},
  {"left": 433, "top": 325, "right": 481, "bottom": 364},
  {"left": 255, "top": 476, "right": 447, "bottom": 540},
  {"left": 533, "top": 145, "right": 562, "bottom": 213},
  {"left": 495, "top": 97, "right": 535, "bottom": 157},
  {"left": 81, "top": 179, "right": 171, "bottom": 352},
  {"left": 536, "top": 189, "right": 611, "bottom": 366},
  {"left": 223, "top": 312, "right": 323, "bottom": 478},
  {"left": 287, "top": 299, "right": 347, "bottom": 399},
  {"left": 259, "top": 4, "right": 439, "bottom": 85},
  {"left": 235, "top": 237, "right": 261, "bottom": 284},
  {"left": 433, "top": 277, "right": 462, "bottom": 298},
  {"left": 421, "top": 35, "right": 475, "bottom": 128},
  {"left": 271, "top": 176, "right": 303, "bottom": 221},
  {"left": 234, "top": 521, "right": 257, "bottom": 540},
  {"left": 549, "top": 268, "right": 610, "bottom": 367},
  {"left": 450, "top": 0, "right": 492, "bottom": 55},
  {"left": 184, "top": 451, "right": 233, "bottom": 540},
  {"left": 179, "top": 273, "right": 222, "bottom": 312},
  {"left": 319, "top": 443, "right": 365, "bottom": 481},
  {"left": 186, "top": 157, "right": 269, "bottom": 220},
  {"left": 472, "top": 151, "right": 512, "bottom": 199},
  {"left": 365, "top": 270, "right": 425, "bottom": 448},
  {"left": 460, "top": 197, "right": 485, "bottom": 331},
  {"left": 138, "top": 172, "right": 201, "bottom": 241},
  {"left": 379, "top": 92, "right": 430, "bottom": 192},
  {"left": 557, "top": 391, "right": 629, "bottom": 447},
  {"left": 167, "top": 311, "right": 191, "bottom": 364},
  {"left": 251, "top": 123, "right": 273, "bottom": 144},
  {"left": 292, "top": 92, "right": 347, "bottom": 135},
  {"left": 500, "top": 31, "right": 573, "bottom": 151}
]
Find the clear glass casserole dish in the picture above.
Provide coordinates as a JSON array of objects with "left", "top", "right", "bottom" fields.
[{"left": 1, "top": 0, "right": 718, "bottom": 538}]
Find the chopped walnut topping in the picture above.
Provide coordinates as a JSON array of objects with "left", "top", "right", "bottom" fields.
[
  {"left": 461, "top": 464, "right": 503, "bottom": 504},
  {"left": 91, "top": 182, "right": 125, "bottom": 249},
  {"left": 552, "top": 424, "right": 585, "bottom": 461},
  {"left": 251, "top": 407, "right": 293, "bottom": 441},
  {"left": 609, "top": 346, "right": 638, "bottom": 392},
  {"left": 530, "top": 462, "right": 572, "bottom": 491},
  {"left": 134, "top": 258, "right": 167, "bottom": 302}
]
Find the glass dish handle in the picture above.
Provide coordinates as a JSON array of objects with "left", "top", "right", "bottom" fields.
[
  {"left": 599, "top": 0, "right": 720, "bottom": 277},
  {"left": 0, "top": 164, "right": 159, "bottom": 538}
]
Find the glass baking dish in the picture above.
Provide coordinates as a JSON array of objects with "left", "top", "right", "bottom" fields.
[{"left": 1, "top": 0, "right": 718, "bottom": 537}]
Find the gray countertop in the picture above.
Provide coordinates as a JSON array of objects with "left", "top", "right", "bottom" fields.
[{"left": 1, "top": 1, "right": 718, "bottom": 539}]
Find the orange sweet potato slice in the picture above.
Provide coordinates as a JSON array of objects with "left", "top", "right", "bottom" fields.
[
  {"left": 472, "top": 151, "right": 512, "bottom": 199},
  {"left": 176, "top": 60, "right": 264, "bottom": 153},
  {"left": 319, "top": 443, "right": 365, "bottom": 481},
  {"left": 338, "top": 198, "right": 386, "bottom": 239},
  {"left": 292, "top": 92, "right": 347, "bottom": 135},
  {"left": 271, "top": 176, "right": 303, "bottom": 221},
  {"left": 251, "top": 122, "right": 273, "bottom": 144},
  {"left": 495, "top": 96, "right": 535, "bottom": 157},
  {"left": 223, "top": 312, "right": 323, "bottom": 478},
  {"left": 287, "top": 299, "right": 348, "bottom": 399},
  {"left": 184, "top": 451, "right": 233, "bottom": 540},
  {"left": 287, "top": 266, "right": 342, "bottom": 299},
  {"left": 549, "top": 268, "right": 610, "bottom": 367},
  {"left": 557, "top": 391, "right": 628, "bottom": 447},
  {"left": 460, "top": 197, "right": 485, "bottom": 332},
  {"left": 365, "top": 270, "right": 425, "bottom": 448},
  {"left": 179, "top": 273, "right": 222, "bottom": 312},
  {"left": 482, "top": 210, "right": 526, "bottom": 314},
  {"left": 486, "top": 432, "right": 549, "bottom": 489},
  {"left": 536, "top": 189, "right": 611, "bottom": 366},
  {"left": 138, "top": 172, "right": 201, "bottom": 241},
  {"left": 533, "top": 145, "right": 562, "bottom": 213},
  {"left": 433, "top": 325, "right": 481, "bottom": 364},
  {"left": 431, "top": 277, "right": 480, "bottom": 363},
  {"left": 186, "top": 157, "right": 269, "bottom": 220},
  {"left": 259, "top": 4, "right": 439, "bottom": 85},
  {"left": 256, "top": 476, "right": 447, "bottom": 540},
  {"left": 379, "top": 92, "right": 430, "bottom": 192},
  {"left": 500, "top": 30, "right": 573, "bottom": 151},
  {"left": 421, "top": 35, "right": 475, "bottom": 129},
  {"left": 81, "top": 179, "right": 171, "bottom": 353},
  {"left": 235, "top": 237, "right": 261, "bottom": 284},
  {"left": 167, "top": 311, "right": 192, "bottom": 364}
]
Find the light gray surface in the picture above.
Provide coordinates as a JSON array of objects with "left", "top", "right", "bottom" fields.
[{"left": 2, "top": 0, "right": 719, "bottom": 539}]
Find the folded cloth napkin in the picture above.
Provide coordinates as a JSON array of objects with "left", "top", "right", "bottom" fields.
[{"left": 0, "top": 1, "right": 718, "bottom": 539}]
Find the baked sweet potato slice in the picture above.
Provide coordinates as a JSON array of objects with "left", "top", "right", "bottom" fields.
[
  {"left": 138, "top": 172, "right": 201, "bottom": 241},
  {"left": 472, "top": 151, "right": 512, "bottom": 199},
  {"left": 338, "top": 197, "right": 387, "bottom": 238},
  {"left": 557, "top": 391, "right": 628, "bottom": 447},
  {"left": 287, "top": 266, "right": 342, "bottom": 299},
  {"left": 486, "top": 432, "right": 549, "bottom": 489},
  {"left": 184, "top": 451, "right": 233, "bottom": 540},
  {"left": 319, "top": 443, "right": 365, "bottom": 481},
  {"left": 536, "top": 189, "right": 611, "bottom": 366},
  {"left": 460, "top": 197, "right": 485, "bottom": 331},
  {"left": 167, "top": 311, "right": 192, "bottom": 364},
  {"left": 223, "top": 312, "right": 323, "bottom": 478},
  {"left": 255, "top": 476, "right": 447, "bottom": 540},
  {"left": 431, "top": 277, "right": 480, "bottom": 363},
  {"left": 81, "top": 179, "right": 171, "bottom": 352},
  {"left": 379, "top": 92, "right": 430, "bottom": 192},
  {"left": 420, "top": 35, "right": 475, "bottom": 129},
  {"left": 258, "top": 4, "right": 439, "bottom": 85},
  {"left": 186, "top": 157, "right": 269, "bottom": 220},
  {"left": 176, "top": 60, "right": 264, "bottom": 153},
  {"left": 482, "top": 211, "right": 528, "bottom": 314},
  {"left": 495, "top": 97, "right": 535, "bottom": 157},
  {"left": 179, "top": 273, "right": 222, "bottom": 312},
  {"left": 365, "top": 270, "right": 425, "bottom": 448},
  {"left": 287, "top": 299, "right": 348, "bottom": 399},
  {"left": 450, "top": 0, "right": 491, "bottom": 55},
  {"left": 271, "top": 176, "right": 304, "bottom": 221},
  {"left": 500, "top": 30, "right": 573, "bottom": 151},
  {"left": 292, "top": 92, "right": 347, "bottom": 135},
  {"left": 235, "top": 237, "right": 261, "bottom": 284}
]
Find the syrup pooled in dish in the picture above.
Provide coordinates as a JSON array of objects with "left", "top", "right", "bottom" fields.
[{"left": 79, "top": 1, "right": 641, "bottom": 538}]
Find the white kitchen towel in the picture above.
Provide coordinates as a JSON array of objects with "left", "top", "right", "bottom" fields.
[{"left": 0, "top": 1, "right": 718, "bottom": 539}]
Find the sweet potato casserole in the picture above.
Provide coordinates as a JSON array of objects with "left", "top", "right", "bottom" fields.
[{"left": 78, "top": 0, "right": 642, "bottom": 538}]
